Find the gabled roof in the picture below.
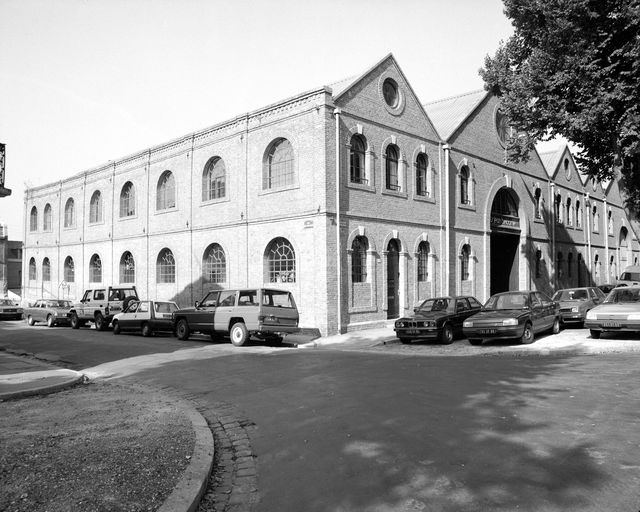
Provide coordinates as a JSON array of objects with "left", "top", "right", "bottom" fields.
[
  {"left": 422, "top": 89, "right": 489, "bottom": 141},
  {"left": 537, "top": 146, "right": 565, "bottom": 179}
]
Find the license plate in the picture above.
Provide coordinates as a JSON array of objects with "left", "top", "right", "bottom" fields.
[
  {"left": 406, "top": 329, "right": 420, "bottom": 335},
  {"left": 479, "top": 329, "right": 497, "bottom": 335},
  {"left": 602, "top": 321, "right": 620, "bottom": 328}
]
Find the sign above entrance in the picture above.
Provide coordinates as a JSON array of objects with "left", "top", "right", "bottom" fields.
[{"left": 491, "top": 214, "right": 520, "bottom": 233}]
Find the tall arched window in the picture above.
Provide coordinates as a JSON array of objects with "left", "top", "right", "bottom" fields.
[
  {"left": 120, "top": 251, "right": 135, "bottom": 283},
  {"left": 557, "top": 252, "right": 563, "bottom": 277},
  {"left": 592, "top": 205, "right": 599, "bottom": 232},
  {"left": 555, "top": 194, "right": 562, "bottom": 223},
  {"left": 28, "top": 257, "right": 37, "bottom": 281},
  {"left": 157, "top": 248, "right": 175, "bottom": 283},
  {"left": 594, "top": 254, "right": 600, "bottom": 278},
  {"left": 64, "top": 198, "right": 75, "bottom": 228},
  {"left": 202, "top": 157, "right": 226, "bottom": 201},
  {"left": 610, "top": 255, "right": 616, "bottom": 279},
  {"left": 157, "top": 171, "right": 176, "bottom": 210},
  {"left": 385, "top": 145, "right": 399, "bottom": 191},
  {"left": 416, "top": 153, "right": 429, "bottom": 197},
  {"left": 42, "top": 257, "right": 51, "bottom": 282},
  {"left": 89, "top": 254, "right": 102, "bottom": 283},
  {"left": 534, "top": 187, "right": 542, "bottom": 219},
  {"left": 566, "top": 197, "right": 572, "bottom": 226},
  {"left": 460, "top": 166, "right": 470, "bottom": 205},
  {"left": 203, "top": 243, "right": 226, "bottom": 283},
  {"left": 417, "top": 241, "right": 429, "bottom": 282},
  {"left": 535, "top": 249, "right": 542, "bottom": 278},
  {"left": 575, "top": 200, "right": 582, "bottom": 228},
  {"left": 29, "top": 207, "right": 38, "bottom": 232},
  {"left": 90, "top": 191, "right": 102, "bottom": 224},
  {"left": 43, "top": 204, "right": 52, "bottom": 231},
  {"left": 265, "top": 237, "right": 296, "bottom": 283},
  {"left": 351, "top": 236, "right": 368, "bottom": 283},
  {"left": 120, "top": 182, "right": 135, "bottom": 217},
  {"left": 349, "top": 135, "right": 367, "bottom": 185},
  {"left": 608, "top": 210, "right": 613, "bottom": 234},
  {"left": 461, "top": 245, "right": 471, "bottom": 281},
  {"left": 263, "top": 138, "right": 294, "bottom": 189},
  {"left": 568, "top": 252, "right": 574, "bottom": 278},
  {"left": 64, "top": 256, "right": 75, "bottom": 283}
]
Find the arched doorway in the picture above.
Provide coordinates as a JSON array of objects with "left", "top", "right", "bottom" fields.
[
  {"left": 387, "top": 239, "right": 400, "bottom": 318},
  {"left": 490, "top": 187, "right": 520, "bottom": 294}
]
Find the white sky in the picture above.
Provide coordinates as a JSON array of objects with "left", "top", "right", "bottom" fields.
[{"left": 0, "top": 0, "right": 514, "bottom": 238}]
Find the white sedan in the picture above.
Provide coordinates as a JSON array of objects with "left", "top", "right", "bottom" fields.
[
  {"left": 112, "top": 300, "right": 178, "bottom": 337},
  {"left": 585, "top": 285, "right": 640, "bottom": 339}
]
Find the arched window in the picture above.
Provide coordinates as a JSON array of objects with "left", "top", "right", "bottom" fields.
[
  {"left": 29, "top": 206, "right": 38, "bottom": 232},
  {"left": 43, "top": 204, "right": 52, "bottom": 231},
  {"left": 568, "top": 252, "right": 574, "bottom": 278},
  {"left": 64, "top": 256, "right": 75, "bottom": 283},
  {"left": 263, "top": 138, "right": 294, "bottom": 189},
  {"left": 203, "top": 243, "right": 226, "bottom": 284},
  {"left": 265, "top": 237, "right": 296, "bottom": 283},
  {"left": 89, "top": 254, "right": 102, "bottom": 283},
  {"left": 557, "top": 252, "right": 563, "bottom": 277},
  {"left": 351, "top": 236, "right": 368, "bottom": 283},
  {"left": 28, "top": 257, "right": 37, "bottom": 281},
  {"left": 555, "top": 194, "right": 562, "bottom": 223},
  {"left": 157, "top": 171, "right": 176, "bottom": 210},
  {"left": 90, "top": 191, "right": 102, "bottom": 224},
  {"left": 535, "top": 249, "right": 542, "bottom": 278},
  {"left": 120, "top": 182, "right": 135, "bottom": 217},
  {"left": 385, "top": 145, "right": 399, "bottom": 191},
  {"left": 349, "top": 135, "right": 367, "bottom": 185},
  {"left": 566, "top": 197, "right": 572, "bottom": 226},
  {"left": 460, "top": 166, "right": 470, "bottom": 205},
  {"left": 417, "top": 241, "right": 429, "bottom": 282},
  {"left": 610, "top": 255, "right": 616, "bottom": 279},
  {"left": 575, "top": 200, "right": 582, "bottom": 228},
  {"left": 461, "top": 244, "right": 471, "bottom": 281},
  {"left": 42, "top": 257, "right": 51, "bottom": 281},
  {"left": 64, "top": 198, "right": 75, "bottom": 228},
  {"left": 594, "top": 254, "right": 600, "bottom": 277},
  {"left": 157, "top": 248, "right": 176, "bottom": 283},
  {"left": 592, "top": 205, "right": 599, "bottom": 233},
  {"left": 202, "top": 157, "right": 226, "bottom": 201},
  {"left": 416, "top": 153, "right": 429, "bottom": 197},
  {"left": 534, "top": 187, "right": 542, "bottom": 219},
  {"left": 120, "top": 251, "right": 135, "bottom": 283},
  {"left": 608, "top": 210, "right": 613, "bottom": 234}
]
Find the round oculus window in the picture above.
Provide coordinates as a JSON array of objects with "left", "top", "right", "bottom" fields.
[{"left": 383, "top": 78, "right": 399, "bottom": 108}]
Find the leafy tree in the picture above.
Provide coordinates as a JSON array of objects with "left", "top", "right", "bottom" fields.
[{"left": 481, "top": 0, "right": 640, "bottom": 210}]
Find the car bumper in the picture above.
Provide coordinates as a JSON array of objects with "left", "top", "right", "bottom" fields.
[
  {"left": 0, "top": 311, "right": 22, "bottom": 319},
  {"left": 394, "top": 327, "right": 439, "bottom": 339},
  {"left": 584, "top": 319, "right": 640, "bottom": 332},
  {"left": 463, "top": 325, "right": 524, "bottom": 340},
  {"left": 560, "top": 312, "right": 586, "bottom": 323}
]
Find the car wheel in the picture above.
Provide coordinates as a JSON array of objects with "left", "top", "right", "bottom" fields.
[
  {"left": 94, "top": 312, "right": 107, "bottom": 331},
  {"left": 141, "top": 322, "right": 152, "bottom": 337},
  {"left": 70, "top": 312, "right": 81, "bottom": 329},
  {"left": 439, "top": 323, "right": 454, "bottom": 345},
  {"left": 551, "top": 317, "right": 561, "bottom": 334},
  {"left": 27, "top": 315, "right": 35, "bottom": 326},
  {"left": 468, "top": 338, "right": 482, "bottom": 346},
  {"left": 399, "top": 337, "right": 412, "bottom": 344},
  {"left": 46, "top": 315, "right": 55, "bottom": 328},
  {"left": 230, "top": 322, "right": 249, "bottom": 347},
  {"left": 113, "top": 320, "right": 121, "bottom": 335},
  {"left": 176, "top": 319, "right": 190, "bottom": 341},
  {"left": 520, "top": 322, "right": 534, "bottom": 344},
  {"left": 590, "top": 329, "right": 601, "bottom": 339}
]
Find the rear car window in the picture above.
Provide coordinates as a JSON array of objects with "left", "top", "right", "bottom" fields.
[{"left": 262, "top": 290, "right": 295, "bottom": 308}]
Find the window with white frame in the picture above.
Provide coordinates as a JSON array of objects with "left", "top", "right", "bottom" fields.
[
  {"left": 157, "top": 171, "right": 176, "bottom": 210},
  {"left": 417, "top": 241, "right": 429, "bottom": 281},
  {"left": 29, "top": 207, "right": 38, "bottom": 232},
  {"left": 202, "top": 157, "right": 226, "bottom": 201},
  {"left": 156, "top": 248, "right": 176, "bottom": 283},
  {"left": 461, "top": 244, "right": 471, "bottom": 280},
  {"left": 120, "top": 182, "right": 135, "bottom": 217},
  {"left": 265, "top": 237, "right": 295, "bottom": 283},
  {"left": 43, "top": 204, "right": 52, "bottom": 231},
  {"left": 416, "top": 153, "right": 429, "bottom": 197},
  {"left": 203, "top": 243, "right": 226, "bottom": 284},
  {"left": 89, "top": 191, "right": 102, "bottom": 224},
  {"left": 120, "top": 251, "right": 135, "bottom": 283},
  {"left": 351, "top": 236, "right": 368, "bottom": 283},
  {"left": 385, "top": 145, "right": 400, "bottom": 191},
  {"left": 349, "top": 135, "right": 367, "bottom": 185},
  {"left": 64, "top": 198, "right": 75, "bottom": 228},
  {"left": 64, "top": 256, "right": 75, "bottom": 283},
  {"left": 460, "top": 166, "right": 470, "bottom": 205},
  {"left": 29, "top": 258, "right": 36, "bottom": 280},
  {"left": 534, "top": 187, "right": 542, "bottom": 219},
  {"left": 263, "top": 138, "right": 294, "bottom": 190},
  {"left": 42, "top": 257, "right": 51, "bottom": 281},
  {"left": 89, "top": 254, "right": 102, "bottom": 282}
]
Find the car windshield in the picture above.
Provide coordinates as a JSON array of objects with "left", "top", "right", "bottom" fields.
[
  {"left": 604, "top": 288, "right": 640, "bottom": 303},
  {"left": 619, "top": 272, "right": 640, "bottom": 281},
  {"left": 552, "top": 289, "right": 588, "bottom": 301},
  {"left": 484, "top": 293, "right": 529, "bottom": 310},
  {"left": 418, "top": 298, "right": 450, "bottom": 312},
  {"left": 155, "top": 302, "right": 178, "bottom": 313}
]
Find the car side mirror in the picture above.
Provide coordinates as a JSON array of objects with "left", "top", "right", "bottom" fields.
[{"left": 194, "top": 301, "right": 200, "bottom": 308}]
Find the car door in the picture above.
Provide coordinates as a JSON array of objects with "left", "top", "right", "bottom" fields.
[
  {"left": 529, "top": 292, "right": 546, "bottom": 332},
  {"left": 214, "top": 290, "right": 237, "bottom": 333},
  {"left": 136, "top": 301, "right": 151, "bottom": 329},
  {"left": 192, "top": 291, "right": 219, "bottom": 331},
  {"left": 536, "top": 292, "right": 555, "bottom": 329},
  {"left": 454, "top": 298, "right": 471, "bottom": 334},
  {"left": 119, "top": 301, "right": 139, "bottom": 330},
  {"left": 32, "top": 300, "right": 43, "bottom": 322}
]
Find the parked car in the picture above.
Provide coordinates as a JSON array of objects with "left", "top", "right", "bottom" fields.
[
  {"left": 394, "top": 296, "right": 483, "bottom": 344},
  {"left": 616, "top": 265, "right": 640, "bottom": 287},
  {"left": 112, "top": 300, "right": 178, "bottom": 336},
  {"left": 24, "top": 299, "right": 73, "bottom": 327},
  {"left": 551, "top": 287, "right": 606, "bottom": 326},
  {"left": 69, "top": 286, "right": 139, "bottom": 330},
  {"left": 463, "top": 290, "right": 560, "bottom": 345},
  {"left": 172, "top": 288, "right": 299, "bottom": 346},
  {"left": 0, "top": 298, "right": 23, "bottom": 320},
  {"left": 585, "top": 285, "right": 640, "bottom": 338}
]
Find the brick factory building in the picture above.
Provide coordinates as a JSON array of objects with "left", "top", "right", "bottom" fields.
[{"left": 22, "top": 55, "right": 640, "bottom": 335}]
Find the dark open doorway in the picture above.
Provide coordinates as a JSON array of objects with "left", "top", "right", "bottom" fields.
[
  {"left": 490, "top": 188, "right": 520, "bottom": 295},
  {"left": 387, "top": 239, "right": 400, "bottom": 318}
]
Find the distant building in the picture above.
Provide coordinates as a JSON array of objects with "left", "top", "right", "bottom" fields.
[
  {"left": 22, "top": 54, "right": 640, "bottom": 335},
  {"left": 0, "top": 224, "right": 22, "bottom": 298}
]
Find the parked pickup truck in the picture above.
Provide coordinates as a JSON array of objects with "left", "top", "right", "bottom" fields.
[{"left": 172, "top": 288, "right": 299, "bottom": 346}]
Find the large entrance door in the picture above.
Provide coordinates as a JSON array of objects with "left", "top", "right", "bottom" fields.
[
  {"left": 387, "top": 239, "right": 400, "bottom": 318},
  {"left": 490, "top": 188, "right": 521, "bottom": 295}
]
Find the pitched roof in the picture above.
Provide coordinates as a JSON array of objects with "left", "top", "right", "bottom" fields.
[
  {"left": 422, "top": 89, "right": 489, "bottom": 141},
  {"left": 537, "top": 146, "right": 565, "bottom": 179}
]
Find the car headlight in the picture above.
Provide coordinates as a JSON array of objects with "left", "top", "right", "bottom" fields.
[
  {"left": 571, "top": 307, "right": 580, "bottom": 313},
  {"left": 627, "top": 313, "right": 640, "bottom": 321},
  {"left": 463, "top": 320, "right": 473, "bottom": 328},
  {"left": 586, "top": 310, "right": 597, "bottom": 320},
  {"left": 395, "top": 321, "right": 404, "bottom": 328},
  {"left": 502, "top": 318, "right": 518, "bottom": 326}
]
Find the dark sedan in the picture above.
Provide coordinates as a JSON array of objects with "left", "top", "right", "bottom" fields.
[
  {"left": 463, "top": 291, "right": 560, "bottom": 345},
  {"left": 552, "top": 286, "right": 605, "bottom": 326},
  {"left": 394, "top": 296, "right": 483, "bottom": 344}
]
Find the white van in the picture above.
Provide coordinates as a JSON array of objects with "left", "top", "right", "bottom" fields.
[{"left": 617, "top": 265, "right": 640, "bottom": 287}]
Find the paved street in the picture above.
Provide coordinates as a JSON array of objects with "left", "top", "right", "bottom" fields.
[{"left": 1, "top": 320, "right": 640, "bottom": 511}]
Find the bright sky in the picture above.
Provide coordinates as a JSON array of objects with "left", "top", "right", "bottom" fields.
[{"left": 0, "top": 0, "right": 514, "bottom": 238}]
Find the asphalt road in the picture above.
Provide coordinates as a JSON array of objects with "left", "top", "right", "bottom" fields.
[{"left": 2, "top": 321, "right": 640, "bottom": 511}]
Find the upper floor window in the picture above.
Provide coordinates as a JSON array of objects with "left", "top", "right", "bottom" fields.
[
  {"left": 43, "top": 204, "right": 52, "bottom": 232},
  {"left": 415, "top": 153, "right": 429, "bottom": 197},
  {"left": 202, "top": 157, "right": 226, "bottom": 201},
  {"left": 351, "top": 236, "right": 368, "bottom": 283},
  {"left": 349, "top": 135, "right": 367, "bottom": 185},
  {"left": 608, "top": 210, "right": 613, "bottom": 235},
  {"left": 64, "top": 198, "right": 75, "bottom": 228},
  {"left": 203, "top": 243, "right": 226, "bottom": 284},
  {"left": 120, "top": 182, "right": 135, "bottom": 217},
  {"left": 28, "top": 257, "right": 36, "bottom": 280},
  {"left": 566, "top": 197, "right": 572, "bottom": 226},
  {"left": 534, "top": 187, "right": 542, "bottom": 219},
  {"left": 594, "top": 254, "right": 600, "bottom": 277},
  {"left": 576, "top": 200, "right": 582, "bottom": 228},
  {"left": 64, "top": 256, "right": 75, "bottom": 283},
  {"left": 461, "top": 244, "right": 471, "bottom": 281},
  {"left": 42, "top": 257, "right": 51, "bottom": 282},
  {"left": 460, "top": 166, "right": 470, "bottom": 205},
  {"left": 157, "top": 248, "right": 176, "bottom": 283},
  {"left": 90, "top": 191, "right": 102, "bottom": 224},
  {"left": 29, "top": 206, "right": 38, "bottom": 232},
  {"left": 120, "top": 251, "right": 135, "bottom": 283},
  {"left": 568, "top": 252, "right": 574, "bottom": 278},
  {"left": 535, "top": 249, "right": 542, "bottom": 278},
  {"left": 157, "top": 171, "right": 176, "bottom": 210},
  {"left": 265, "top": 237, "right": 296, "bottom": 283},
  {"left": 89, "top": 254, "right": 102, "bottom": 283},
  {"left": 557, "top": 252, "right": 563, "bottom": 276},
  {"left": 385, "top": 145, "right": 400, "bottom": 191},
  {"left": 263, "top": 138, "right": 294, "bottom": 190},
  {"left": 555, "top": 193, "right": 562, "bottom": 223},
  {"left": 592, "top": 205, "right": 599, "bottom": 233},
  {"left": 417, "top": 241, "right": 430, "bottom": 282}
]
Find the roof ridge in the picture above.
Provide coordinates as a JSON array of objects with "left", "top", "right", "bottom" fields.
[{"left": 423, "top": 88, "right": 486, "bottom": 106}]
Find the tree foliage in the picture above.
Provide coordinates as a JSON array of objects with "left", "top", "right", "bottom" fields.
[{"left": 481, "top": 0, "right": 640, "bottom": 210}]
